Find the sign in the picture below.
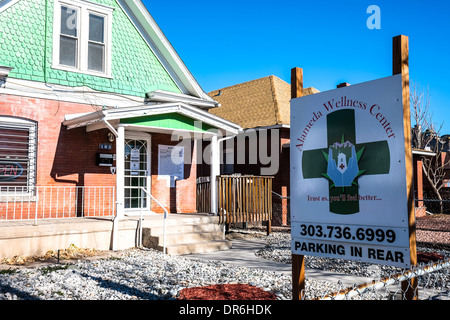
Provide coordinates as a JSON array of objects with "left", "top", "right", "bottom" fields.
[
  {"left": 130, "top": 148, "right": 140, "bottom": 175},
  {"left": 158, "top": 145, "right": 184, "bottom": 187},
  {"left": 290, "top": 74, "right": 411, "bottom": 268},
  {"left": 0, "top": 161, "right": 24, "bottom": 180}
]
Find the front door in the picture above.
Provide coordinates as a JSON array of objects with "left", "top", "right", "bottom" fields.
[{"left": 124, "top": 134, "right": 151, "bottom": 214}]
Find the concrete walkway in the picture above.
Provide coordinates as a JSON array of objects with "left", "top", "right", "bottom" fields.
[{"left": 185, "top": 238, "right": 373, "bottom": 288}]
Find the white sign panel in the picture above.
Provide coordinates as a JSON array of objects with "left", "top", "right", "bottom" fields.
[
  {"left": 130, "top": 148, "right": 140, "bottom": 175},
  {"left": 290, "top": 75, "right": 411, "bottom": 268},
  {"left": 158, "top": 145, "right": 184, "bottom": 187}
]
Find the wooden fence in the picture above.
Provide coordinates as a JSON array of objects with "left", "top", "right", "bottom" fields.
[
  {"left": 217, "top": 175, "right": 273, "bottom": 229},
  {"left": 196, "top": 175, "right": 274, "bottom": 231},
  {"left": 196, "top": 176, "right": 211, "bottom": 214}
]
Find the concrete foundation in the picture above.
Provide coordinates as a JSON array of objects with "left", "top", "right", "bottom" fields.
[{"left": 0, "top": 214, "right": 229, "bottom": 259}]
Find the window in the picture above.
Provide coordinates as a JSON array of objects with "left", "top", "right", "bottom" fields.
[
  {"left": 88, "top": 13, "right": 105, "bottom": 72},
  {"left": 59, "top": 6, "right": 79, "bottom": 68},
  {"left": 0, "top": 117, "right": 37, "bottom": 193},
  {"left": 53, "top": 0, "right": 113, "bottom": 77}
]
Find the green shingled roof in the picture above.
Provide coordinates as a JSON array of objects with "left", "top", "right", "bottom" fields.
[{"left": 0, "top": 0, "right": 181, "bottom": 97}]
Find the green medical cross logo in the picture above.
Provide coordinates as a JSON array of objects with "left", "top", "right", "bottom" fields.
[{"left": 301, "top": 109, "right": 390, "bottom": 214}]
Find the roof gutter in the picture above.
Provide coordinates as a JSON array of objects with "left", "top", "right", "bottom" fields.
[
  {"left": 412, "top": 149, "right": 437, "bottom": 156},
  {"left": 146, "top": 90, "right": 219, "bottom": 109}
]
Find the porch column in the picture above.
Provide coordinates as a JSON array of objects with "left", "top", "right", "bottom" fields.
[
  {"left": 210, "top": 135, "right": 220, "bottom": 214},
  {"left": 416, "top": 159, "right": 423, "bottom": 208},
  {"left": 116, "top": 125, "right": 125, "bottom": 219}
]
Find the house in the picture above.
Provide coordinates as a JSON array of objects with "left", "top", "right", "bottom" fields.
[
  {"left": 413, "top": 135, "right": 450, "bottom": 216},
  {"left": 204, "top": 75, "right": 319, "bottom": 226},
  {"left": 0, "top": 0, "right": 241, "bottom": 256}
]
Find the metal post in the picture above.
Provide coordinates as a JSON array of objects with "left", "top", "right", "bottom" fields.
[{"left": 210, "top": 135, "right": 219, "bottom": 215}]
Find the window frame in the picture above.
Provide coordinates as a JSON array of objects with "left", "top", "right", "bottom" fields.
[
  {"left": 52, "top": 0, "right": 114, "bottom": 78},
  {"left": 59, "top": 5, "right": 80, "bottom": 69},
  {"left": 87, "top": 12, "right": 106, "bottom": 73},
  {"left": 0, "top": 117, "right": 37, "bottom": 195}
]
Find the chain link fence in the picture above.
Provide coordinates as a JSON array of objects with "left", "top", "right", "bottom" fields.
[
  {"left": 307, "top": 258, "right": 450, "bottom": 300},
  {"left": 272, "top": 191, "right": 290, "bottom": 227},
  {"left": 235, "top": 192, "right": 450, "bottom": 300},
  {"left": 419, "top": 190, "right": 450, "bottom": 215}
]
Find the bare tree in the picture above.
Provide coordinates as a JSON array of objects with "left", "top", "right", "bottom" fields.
[{"left": 411, "top": 82, "right": 449, "bottom": 213}]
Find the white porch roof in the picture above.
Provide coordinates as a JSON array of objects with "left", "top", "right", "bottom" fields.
[{"left": 63, "top": 102, "right": 241, "bottom": 136}]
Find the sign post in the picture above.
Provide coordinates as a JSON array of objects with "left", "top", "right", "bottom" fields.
[
  {"left": 393, "top": 34, "right": 418, "bottom": 300},
  {"left": 291, "top": 67, "right": 306, "bottom": 300},
  {"left": 290, "top": 35, "right": 417, "bottom": 300}
]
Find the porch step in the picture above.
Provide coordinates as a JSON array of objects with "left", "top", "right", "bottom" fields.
[
  {"left": 141, "top": 214, "right": 231, "bottom": 255},
  {"left": 143, "top": 230, "right": 225, "bottom": 247},
  {"left": 159, "top": 240, "right": 232, "bottom": 255},
  {"left": 146, "top": 222, "right": 223, "bottom": 236}
]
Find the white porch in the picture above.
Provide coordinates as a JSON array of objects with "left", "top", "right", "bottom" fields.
[
  {"left": 63, "top": 101, "right": 241, "bottom": 217},
  {"left": 63, "top": 102, "right": 241, "bottom": 250}
]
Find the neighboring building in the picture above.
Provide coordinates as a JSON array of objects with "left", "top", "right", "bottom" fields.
[
  {"left": 205, "top": 75, "right": 319, "bottom": 225},
  {"left": 0, "top": 0, "right": 241, "bottom": 223},
  {"left": 413, "top": 135, "right": 450, "bottom": 216}
]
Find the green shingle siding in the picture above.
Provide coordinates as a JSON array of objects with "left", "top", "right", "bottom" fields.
[{"left": 0, "top": 0, "right": 181, "bottom": 97}]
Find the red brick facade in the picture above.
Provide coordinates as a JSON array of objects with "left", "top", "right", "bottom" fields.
[
  {"left": 0, "top": 94, "right": 116, "bottom": 188},
  {"left": 150, "top": 134, "right": 197, "bottom": 214},
  {"left": 0, "top": 93, "right": 198, "bottom": 218}
]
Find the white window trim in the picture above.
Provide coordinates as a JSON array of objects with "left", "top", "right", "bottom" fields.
[{"left": 52, "top": 0, "right": 114, "bottom": 78}]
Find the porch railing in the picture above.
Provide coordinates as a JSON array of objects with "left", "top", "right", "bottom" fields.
[
  {"left": 196, "top": 176, "right": 211, "bottom": 213},
  {"left": 139, "top": 187, "right": 168, "bottom": 254},
  {"left": 0, "top": 186, "right": 116, "bottom": 222},
  {"left": 217, "top": 175, "right": 273, "bottom": 228}
]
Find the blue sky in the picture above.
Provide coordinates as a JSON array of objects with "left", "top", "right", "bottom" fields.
[{"left": 143, "top": 1, "right": 450, "bottom": 133}]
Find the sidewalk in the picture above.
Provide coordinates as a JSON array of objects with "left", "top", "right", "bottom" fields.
[{"left": 185, "top": 238, "right": 373, "bottom": 288}]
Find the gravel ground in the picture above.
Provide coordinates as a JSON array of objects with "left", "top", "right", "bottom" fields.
[
  {"left": 0, "top": 215, "right": 448, "bottom": 300},
  {"left": 0, "top": 247, "right": 294, "bottom": 300}
]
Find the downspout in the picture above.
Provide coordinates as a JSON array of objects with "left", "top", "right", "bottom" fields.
[
  {"left": 102, "top": 118, "right": 120, "bottom": 251},
  {"left": 217, "top": 134, "right": 237, "bottom": 238},
  {"left": 43, "top": 0, "right": 49, "bottom": 84},
  {"left": 218, "top": 135, "right": 236, "bottom": 144},
  {"left": 103, "top": 117, "right": 119, "bottom": 137},
  {"left": 210, "top": 133, "right": 237, "bottom": 215}
]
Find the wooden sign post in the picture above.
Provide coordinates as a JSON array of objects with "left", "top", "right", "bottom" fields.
[
  {"left": 291, "top": 67, "right": 305, "bottom": 300},
  {"left": 393, "top": 34, "right": 418, "bottom": 300}
]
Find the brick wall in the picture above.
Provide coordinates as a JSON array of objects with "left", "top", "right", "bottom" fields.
[
  {"left": 0, "top": 94, "right": 117, "bottom": 219},
  {"left": 0, "top": 93, "right": 199, "bottom": 218},
  {"left": 150, "top": 134, "right": 197, "bottom": 213},
  {"left": 0, "top": 94, "right": 116, "bottom": 188}
]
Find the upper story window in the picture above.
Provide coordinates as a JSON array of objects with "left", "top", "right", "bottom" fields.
[{"left": 53, "top": 0, "right": 114, "bottom": 78}]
